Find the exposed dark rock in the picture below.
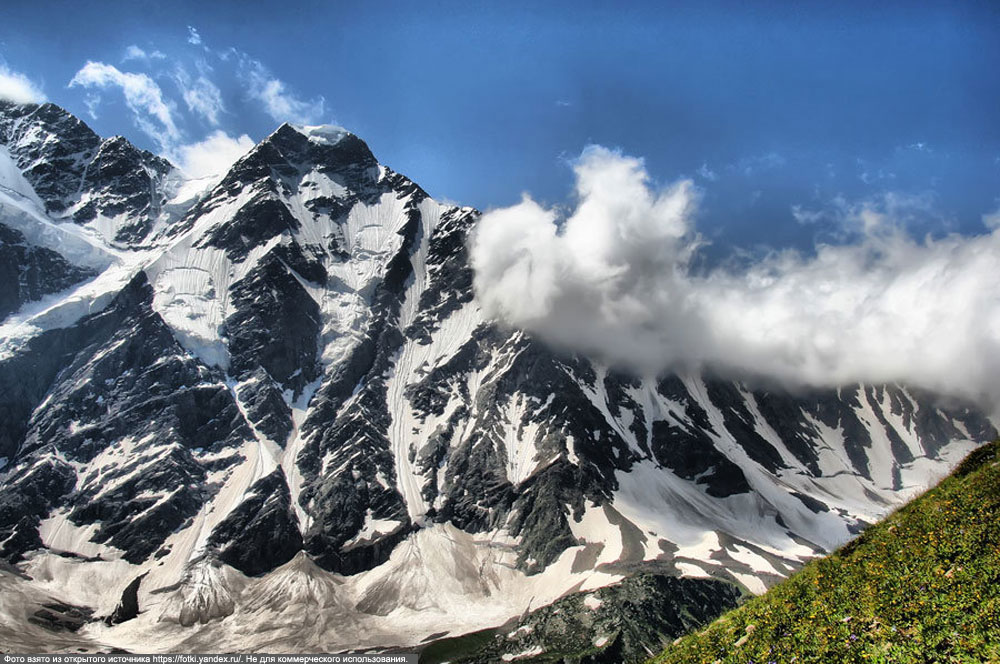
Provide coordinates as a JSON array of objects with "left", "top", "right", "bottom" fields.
[
  {"left": 236, "top": 369, "right": 294, "bottom": 446},
  {"left": 405, "top": 207, "right": 478, "bottom": 344},
  {"left": 752, "top": 389, "right": 824, "bottom": 475},
  {"left": 106, "top": 573, "right": 146, "bottom": 625},
  {"left": 207, "top": 196, "right": 301, "bottom": 261},
  {"left": 207, "top": 470, "right": 303, "bottom": 576},
  {"left": 0, "top": 223, "right": 96, "bottom": 321},
  {"left": 652, "top": 377, "right": 751, "bottom": 497},
  {"left": 0, "top": 462, "right": 76, "bottom": 561},
  {"left": 420, "top": 574, "right": 743, "bottom": 664},
  {"left": 298, "top": 198, "right": 425, "bottom": 574},
  {"left": 650, "top": 420, "right": 751, "bottom": 498},
  {"left": 29, "top": 602, "right": 94, "bottom": 633},
  {"left": 705, "top": 379, "right": 785, "bottom": 473},
  {"left": 225, "top": 249, "right": 321, "bottom": 396}
]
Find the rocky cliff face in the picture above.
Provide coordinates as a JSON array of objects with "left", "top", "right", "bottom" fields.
[
  {"left": 0, "top": 101, "right": 994, "bottom": 655},
  {"left": 420, "top": 574, "right": 743, "bottom": 664},
  {"left": 0, "top": 222, "right": 96, "bottom": 321},
  {"left": 0, "top": 100, "right": 172, "bottom": 246}
]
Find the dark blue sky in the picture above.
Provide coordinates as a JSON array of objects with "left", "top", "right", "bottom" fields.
[{"left": 2, "top": 0, "right": 999, "bottom": 253}]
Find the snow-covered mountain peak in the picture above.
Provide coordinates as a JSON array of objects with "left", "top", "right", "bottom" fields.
[
  {"left": 170, "top": 122, "right": 382, "bottom": 237},
  {"left": 260, "top": 122, "right": 378, "bottom": 180},
  {"left": 0, "top": 100, "right": 97, "bottom": 146}
]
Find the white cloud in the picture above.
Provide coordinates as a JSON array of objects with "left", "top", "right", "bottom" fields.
[
  {"left": 471, "top": 146, "right": 1000, "bottom": 406},
  {"left": 82, "top": 93, "right": 101, "bottom": 120},
  {"left": 697, "top": 163, "right": 718, "bottom": 181},
  {"left": 860, "top": 168, "right": 896, "bottom": 185},
  {"left": 187, "top": 26, "right": 202, "bottom": 46},
  {"left": 791, "top": 204, "right": 826, "bottom": 226},
  {"left": 168, "top": 130, "right": 254, "bottom": 179},
  {"left": 984, "top": 205, "right": 1000, "bottom": 231},
  {"left": 174, "top": 66, "right": 224, "bottom": 125},
  {"left": 0, "top": 64, "right": 46, "bottom": 104},
  {"left": 123, "top": 45, "right": 166, "bottom": 62},
  {"left": 731, "top": 151, "right": 786, "bottom": 176},
  {"left": 472, "top": 146, "right": 703, "bottom": 362},
  {"left": 239, "top": 56, "right": 325, "bottom": 125},
  {"left": 793, "top": 191, "right": 942, "bottom": 238},
  {"left": 123, "top": 45, "right": 147, "bottom": 62},
  {"left": 69, "top": 61, "right": 180, "bottom": 150}
]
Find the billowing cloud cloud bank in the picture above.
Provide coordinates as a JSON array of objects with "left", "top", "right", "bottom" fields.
[{"left": 471, "top": 146, "right": 1000, "bottom": 405}]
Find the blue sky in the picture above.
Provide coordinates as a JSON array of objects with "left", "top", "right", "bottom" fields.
[{"left": 2, "top": 0, "right": 999, "bottom": 255}]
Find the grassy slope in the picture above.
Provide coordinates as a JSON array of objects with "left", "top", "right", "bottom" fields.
[{"left": 650, "top": 441, "right": 1000, "bottom": 664}]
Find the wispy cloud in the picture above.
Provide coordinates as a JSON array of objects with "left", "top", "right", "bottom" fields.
[
  {"left": 123, "top": 45, "right": 166, "bottom": 62},
  {"left": 905, "top": 141, "right": 933, "bottom": 153},
  {"left": 68, "top": 60, "right": 253, "bottom": 180},
  {"left": 0, "top": 63, "right": 46, "bottom": 104},
  {"left": 81, "top": 93, "right": 101, "bottom": 119},
  {"left": 66, "top": 29, "right": 332, "bottom": 180},
  {"left": 793, "top": 190, "right": 943, "bottom": 238},
  {"left": 731, "top": 151, "right": 786, "bottom": 176},
  {"left": 173, "top": 65, "right": 224, "bottom": 126},
  {"left": 983, "top": 205, "right": 1000, "bottom": 231},
  {"left": 856, "top": 157, "right": 897, "bottom": 185},
  {"left": 238, "top": 55, "right": 326, "bottom": 125},
  {"left": 697, "top": 163, "right": 718, "bottom": 181},
  {"left": 69, "top": 61, "right": 180, "bottom": 150}
]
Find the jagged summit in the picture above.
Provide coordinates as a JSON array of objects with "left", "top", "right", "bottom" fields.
[
  {"left": 0, "top": 99, "right": 172, "bottom": 246},
  {"left": 166, "top": 117, "right": 388, "bottom": 248},
  {"left": 0, "top": 102, "right": 995, "bottom": 654},
  {"left": 255, "top": 121, "right": 376, "bottom": 175},
  {"left": 0, "top": 99, "right": 97, "bottom": 139}
]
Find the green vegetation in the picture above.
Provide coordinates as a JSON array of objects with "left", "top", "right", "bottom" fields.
[{"left": 650, "top": 441, "right": 1000, "bottom": 664}]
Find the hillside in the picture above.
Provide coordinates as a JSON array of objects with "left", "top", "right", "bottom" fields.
[{"left": 650, "top": 440, "right": 1000, "bottom": 664}]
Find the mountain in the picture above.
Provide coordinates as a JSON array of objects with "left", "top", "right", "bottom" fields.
[
  {"left": 0, "top": 100, "right": 995, "bottom": 655},
  {"left": 650, "top": 439, "right": 1000, "bottom": 664}
]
